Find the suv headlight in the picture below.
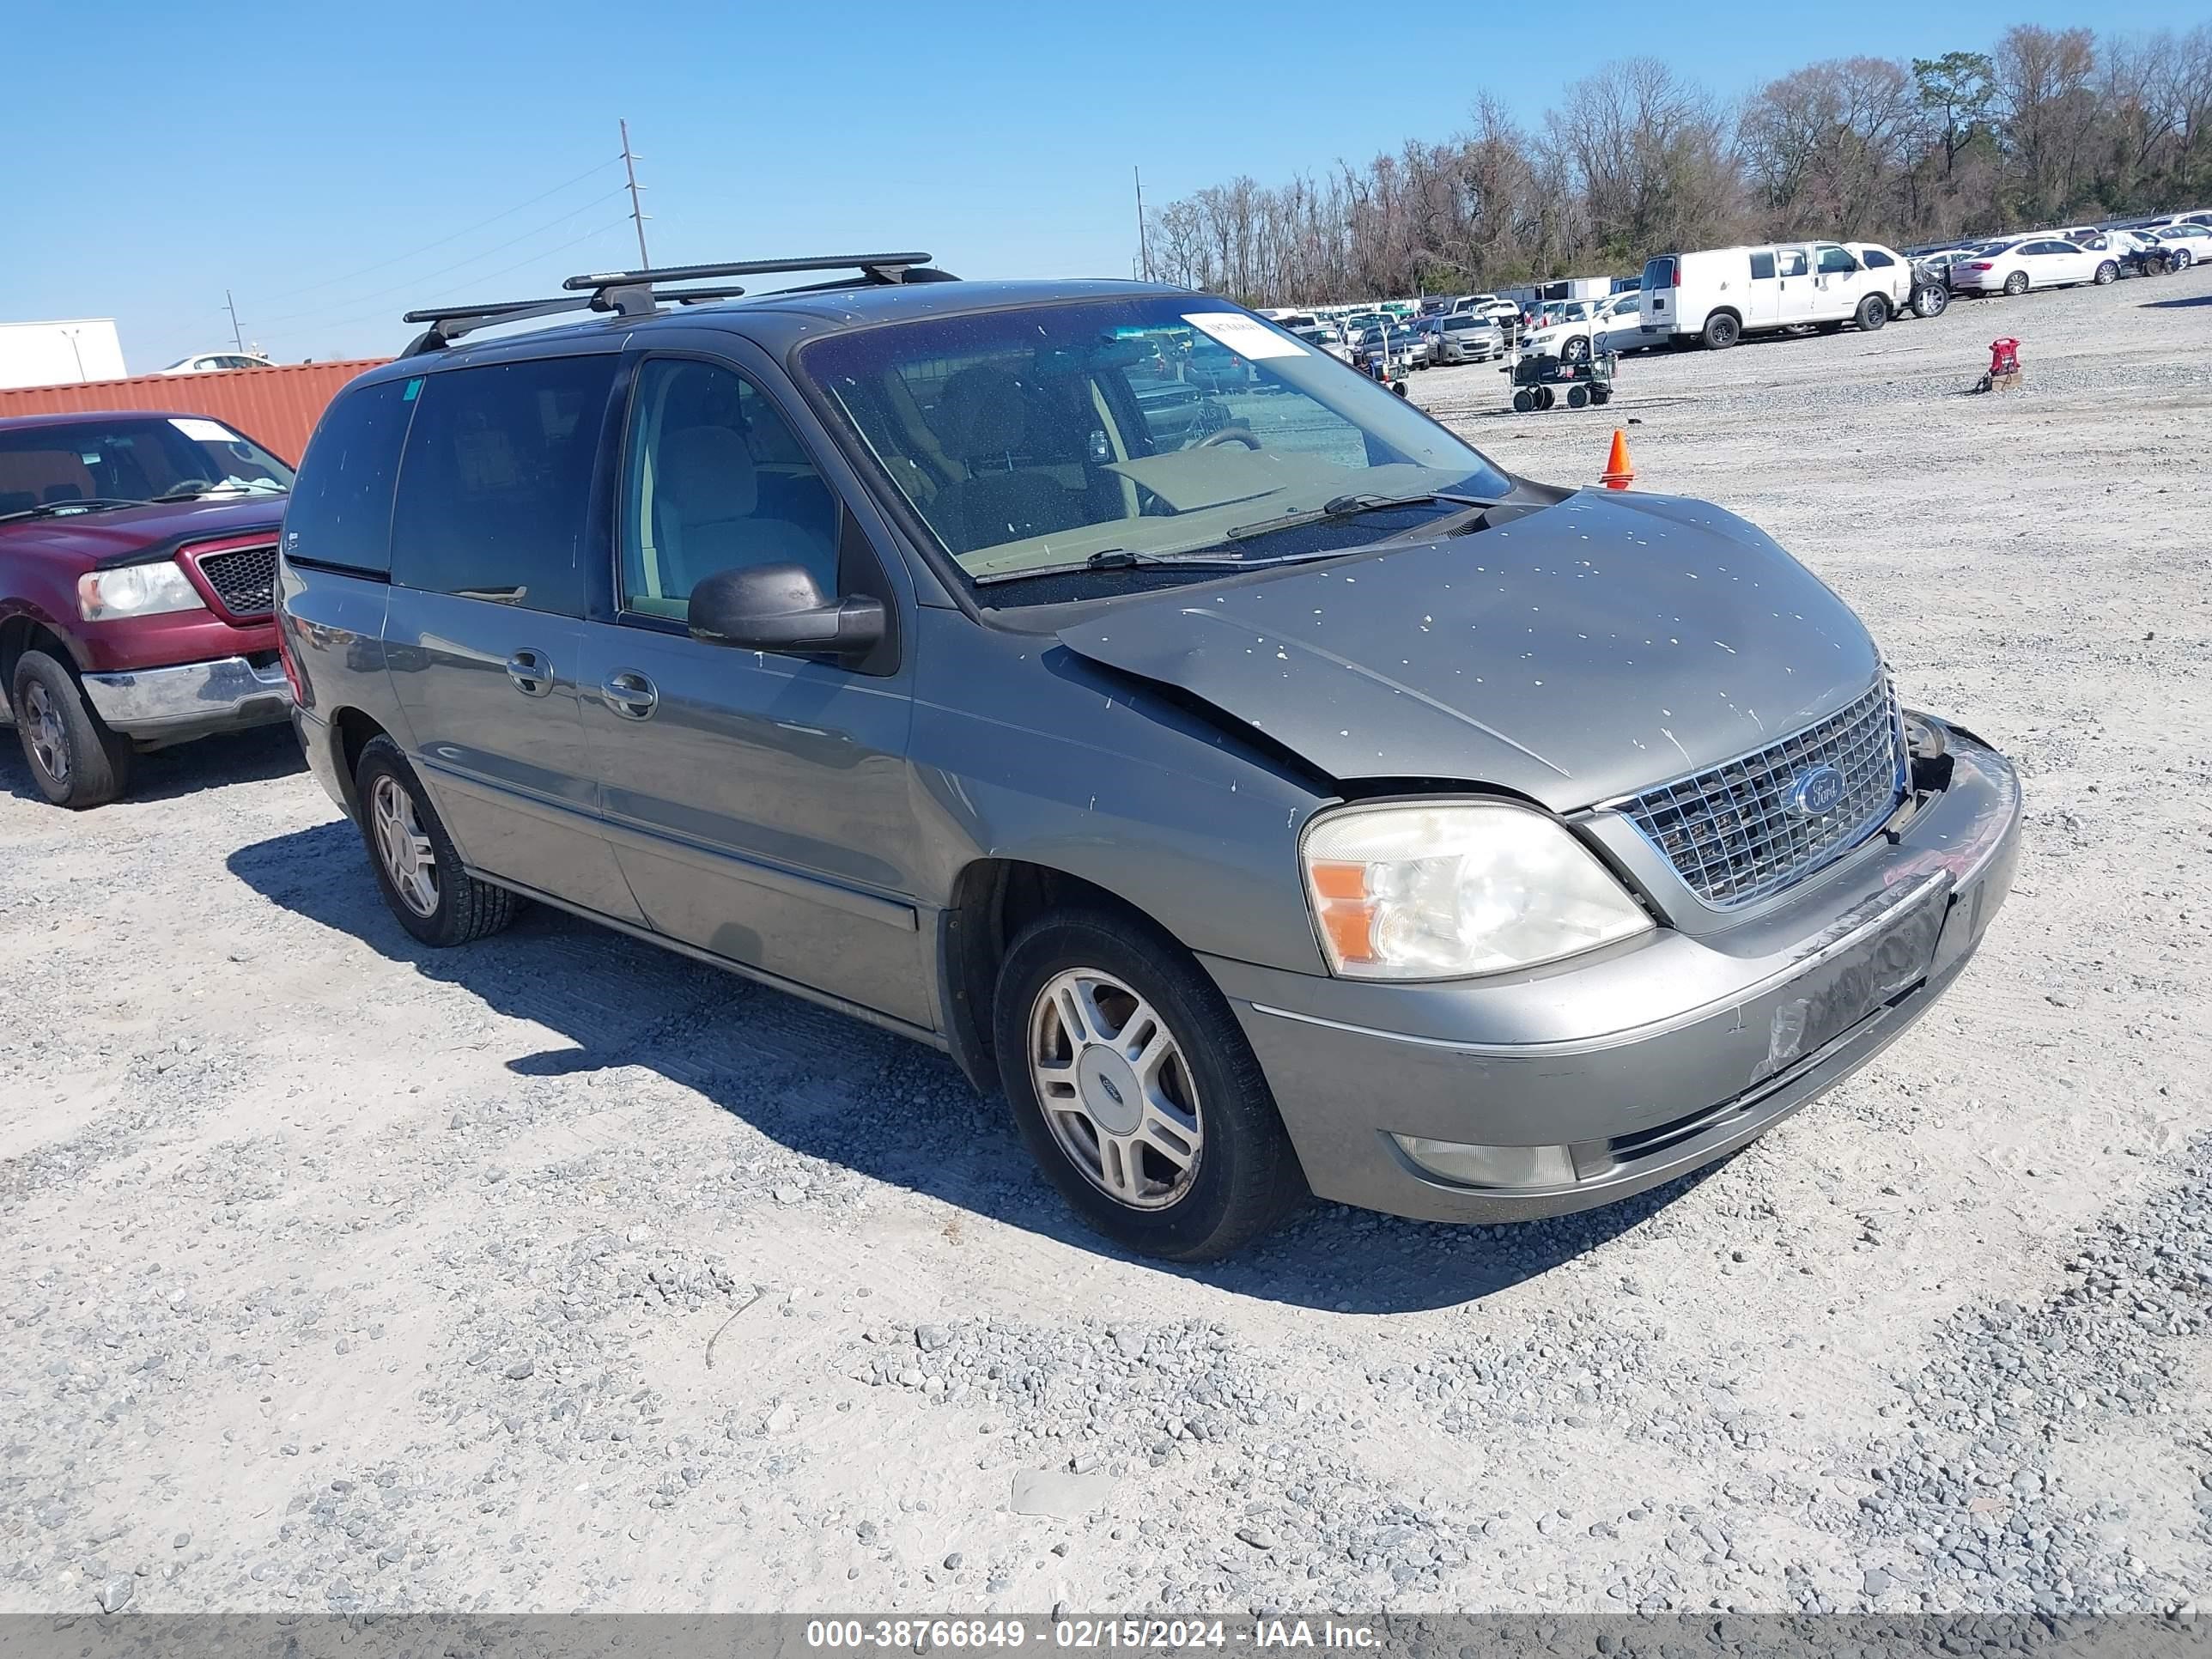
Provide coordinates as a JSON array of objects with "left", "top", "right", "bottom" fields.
[
  {"left": 1302, "top": 800, "right": 1653, "bottom": 979},
  {"left": 78, "top": 562, "right": 206, "bottom": 622}
]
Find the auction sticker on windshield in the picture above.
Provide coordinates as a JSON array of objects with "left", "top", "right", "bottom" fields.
[
  {"left": 170, "top": 417, "right": 240, "bottom": 443},
  {"left": 1183, "top": 313, "right": 1304, "bottom": 359}
]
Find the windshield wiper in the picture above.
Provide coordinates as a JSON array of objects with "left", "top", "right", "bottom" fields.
[
  {"left": 1224, "top": 490, "right": 1500, "bottom": 542},
  {"left": 0, "top": 497, "right": 153, "bottom": 524},
  {"left": 975, "top": 544, "right": 1361, "bottom": 588}
]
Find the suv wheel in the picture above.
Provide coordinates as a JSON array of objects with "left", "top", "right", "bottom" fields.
[
  {"left": 995, "top": 909, "right": 1307, "bottom": 1260},
  {"left": 1855, "top": 294, "right": 1890, "bottom": 331},
  {"left": 354, "top": 736, "right": 522, "bottom": 946},
  {"left": 9, "top": 650, "right": 131, "bottom": 809},
  {"left": 1701, "top": 312, "right": 1741, "bottom": 349}
]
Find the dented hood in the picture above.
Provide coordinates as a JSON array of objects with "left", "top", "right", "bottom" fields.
[{"left": 1057, "top": 489, "right": 1884, "bottom": 811}]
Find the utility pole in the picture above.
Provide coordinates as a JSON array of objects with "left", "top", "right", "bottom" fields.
[
  {"left": 224, "top": 290, "right": 246, "bottom": 352},
  {"left": 1133, "top": 166, "right": 1151, "bottom": 282},
  {"left": 620, "top": 118, "right": 651, "bottom": 269}
]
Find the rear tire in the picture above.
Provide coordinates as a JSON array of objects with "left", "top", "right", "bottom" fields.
[
  {"left": 2002, "top": 270, "right": 2029, "bottom": 296},
  {"left": 9, "top": 650, "right": 131, "bottom": 809},
  {"left": 994, "top": 908, "right": 1308, "bottom": 1261},
  {"left": 1701, "top": 312, "right": 1741, "bottom": 349},
  {"left": 2094, "top": 260, "right": 2118, "bottom": 285},
  {"left": 352, "top": 735, "right": 522, "bottom": 947},
  {"left": 1855, "top": 294, "right": 1890, "bottom": 331}
]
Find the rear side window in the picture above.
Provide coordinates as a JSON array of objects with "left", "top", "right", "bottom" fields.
[
  {"left": 389, "top": 356, "right": 615, "bottom": 615},
  {"left": 1749, "top": 252, "right": 1777, "bottom": 280},
  {"left": 1641, "top": 257, "right": 1674, "bottom": 288},
  {"left": 1862, "top": 248, "right": 1894, "bottom": 268},
  {"left": 1817, "top": 246, "right": 1856, "bottom": 273},
  {"left": 281, "top": 380, "right": 415, "bottom": 576}
]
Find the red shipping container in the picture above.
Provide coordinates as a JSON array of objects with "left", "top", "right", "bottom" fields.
[{"left": 0, "top": 359, "right": 392, "bottom": 465}]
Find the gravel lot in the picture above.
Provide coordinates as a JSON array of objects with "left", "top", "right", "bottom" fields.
[{"left": 3, "top": 269, "right": 2209, "bottom": 1621}]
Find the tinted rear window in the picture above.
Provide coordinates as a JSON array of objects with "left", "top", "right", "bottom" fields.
[
  {"left": 282, "top": 380, "right": 415, "bottom": 576},
  {"left": 1641, "top": 258, "right": 1674, "bottom": 287},
  {"left": 388, "top": 356, "right": 615, "bottom": 615}
]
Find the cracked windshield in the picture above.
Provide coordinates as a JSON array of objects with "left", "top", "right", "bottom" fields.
[{"left": 805, "top": 298, "right": 1510, "bottom": 583}]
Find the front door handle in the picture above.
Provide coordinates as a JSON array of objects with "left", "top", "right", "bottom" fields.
[
  {"left": 506, "top": 649, "right": 554, "bottom": 697},
  {"left": 600, "top": 670, "right": 659, "bottom": 720}
]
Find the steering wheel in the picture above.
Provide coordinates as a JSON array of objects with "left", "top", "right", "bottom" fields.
[
  {"left": 1196, "top": 427, "right": 1260, "bottom": 451},
  {"left": 162, "top": 478, "right": 216, "bottom": 497}
]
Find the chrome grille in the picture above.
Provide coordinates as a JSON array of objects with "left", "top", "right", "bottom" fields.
[
  {"left": 1619, "top": 682, "right": 1906, "bottom": 908},
  {"left": 195, "top": 544, "right": 278, "bottom": 618}
]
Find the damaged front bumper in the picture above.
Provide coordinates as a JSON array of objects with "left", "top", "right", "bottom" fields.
[{"left": 1202, "top": 719, "right": 2022, "bottom": 1224}]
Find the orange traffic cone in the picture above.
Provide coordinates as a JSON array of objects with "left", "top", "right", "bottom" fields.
[{"left": 1600, "top": 429, "right": 1635, "bottom": 490}]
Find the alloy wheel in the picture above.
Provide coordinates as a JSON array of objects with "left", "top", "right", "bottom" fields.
[
  {"left": 1028, "top": 967, "right": 1204, "bottom": 1210},
  {"left": 370, "top": 774, "right": 440, "bottom": 919},
  {"left": 22, "top": 681, "right": 70, "bottom": 789}
]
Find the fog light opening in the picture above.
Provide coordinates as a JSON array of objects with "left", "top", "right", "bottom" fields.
[{"left": 1392, "top": 1134, "right": 1578, "bottom": 1190}]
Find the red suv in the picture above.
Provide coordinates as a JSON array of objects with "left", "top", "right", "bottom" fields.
[{"left": 0, "top": 410, "right": 295, "bottom": 807}]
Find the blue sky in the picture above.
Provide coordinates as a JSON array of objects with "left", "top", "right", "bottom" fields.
[{"left": 9, "top": 0, "right": 2200, "bottom": 371}]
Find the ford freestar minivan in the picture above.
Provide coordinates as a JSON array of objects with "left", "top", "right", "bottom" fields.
[{"left": 276, "top": 254, "right": 2021, "bottom": 1260}]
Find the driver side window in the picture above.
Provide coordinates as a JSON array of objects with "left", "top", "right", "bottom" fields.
[{"left": 621, "top": 359, "right": 839, "bottom": 620}]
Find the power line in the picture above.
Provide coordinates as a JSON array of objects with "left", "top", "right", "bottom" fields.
[
  {"left": 258, "top": 220, "right": 632, "bottom": 347},
  {"left": 252, "top": 155, "right": 623, "bottom": 306},
  {"left": 253, "top": 188, "right": 630, "bottom": 329}
]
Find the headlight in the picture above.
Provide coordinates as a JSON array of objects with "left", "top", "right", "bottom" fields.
[
  {"left": 1301, "top": 800, "right": 1653, "bottom": 979},
  {"left": 78, "top": 561, "right": 206, "bottom": 622}
]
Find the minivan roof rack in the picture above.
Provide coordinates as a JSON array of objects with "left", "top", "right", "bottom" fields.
[{"left": 398, "top": 252, "right": 950, "bottom": 357}]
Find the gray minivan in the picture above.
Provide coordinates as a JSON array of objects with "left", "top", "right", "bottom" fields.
[{"left": 276, "top": 255, "right": 2021, "bottom": 1260}]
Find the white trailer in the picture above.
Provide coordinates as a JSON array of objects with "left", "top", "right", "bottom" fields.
[{"left": 0, "top": 319, "right": 127, "bottom": 390}]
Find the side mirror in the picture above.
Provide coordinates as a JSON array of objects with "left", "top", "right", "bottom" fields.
[{"left": 688, "top": 563, "right": 885, "bottom": 660}]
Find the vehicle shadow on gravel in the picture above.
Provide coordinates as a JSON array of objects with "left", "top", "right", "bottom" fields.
[
  {"left": 227, "top": 819, "right": 1700, "bottom": 1311},
  {"left": 0, "top": 720, "right": 303, "bottom": 806},
  {"left": 2141, "top": 295, "right": 2212, "bottom": 308}
]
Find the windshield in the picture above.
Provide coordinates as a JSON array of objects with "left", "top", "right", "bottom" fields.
[
  {"left": 0, "top": 416, "right": 292, "bottom": 517},
  {"left": 803, "top": 296, "right": 1511, "bottom": 585}
]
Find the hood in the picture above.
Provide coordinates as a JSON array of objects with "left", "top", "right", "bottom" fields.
[
  {"left": 1057, "top": 489, "right": 1884, "bottom": 812},
  {"left": 0, "top": 496, "right": 288, "bottom": 570}
]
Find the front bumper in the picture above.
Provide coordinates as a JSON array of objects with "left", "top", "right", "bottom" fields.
[
  {"left": 1204, "top": 722, "right": 2022, "bottom": 1224},
  {"left": 81, "top": 654, "right": 291, "bottom": 740}
]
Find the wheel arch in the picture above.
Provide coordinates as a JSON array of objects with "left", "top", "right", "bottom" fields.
[
  {"left": 0, "top": 614, "right": 84, "bottom": 694},
  {"left": 324, "top": 705, "right": 393, "bottom": 820},
  {"left": 936, "top": 857, "right": 1200, "bottom": 1095}
]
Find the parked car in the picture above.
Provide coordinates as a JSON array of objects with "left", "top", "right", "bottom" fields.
[
  {"left": 1642, "top": 241, "right": 1894, "bottom": 349},
  {"left": 1426, "top": 313, "right": 1506, "bottom": 364},
  {"left": 1356, "top": 323, "right": 1426, "bottom": 373},
  {"left": 1844, "top": 242, "right": 1952, "bottom": 319},
  {"left": 2147, "top": 225, "right": 2210, "bottom": 268},
  {"left": 1520, "top": 291, "right": 1652, "bottom": 362},
  {"left": 158, "top": 352, "right": 277, "bottom": 374},
  {"left": 1948, "top": 234, "right": 2116, "bottom": 295},
  {"left": 1291, "top": 324, "right": 1355, "bottom": 364},
  {"left": 1, "top": 410, "right": 295, "bottom": 805},
  {"left": 280, "top": 258, "right": 2021, "bottom": 1261}
]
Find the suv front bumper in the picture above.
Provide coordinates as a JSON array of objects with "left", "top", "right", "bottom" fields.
[
  {"left": 1202, "top": 720, "right": 2022, "bottom": 1224},
  {"left": 81, "top": 655, "right": 291, "bottom": 741}
]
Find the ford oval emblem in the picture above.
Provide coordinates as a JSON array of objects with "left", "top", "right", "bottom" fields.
[{"left": 1789, "top": 764, "right": 1846, "bottom": 817}]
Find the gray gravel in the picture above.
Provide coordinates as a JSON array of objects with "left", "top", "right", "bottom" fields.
[{"left": 1, "top": 265, "right": 2208, "bottom": 1616}]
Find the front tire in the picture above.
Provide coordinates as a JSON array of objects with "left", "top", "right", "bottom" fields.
[
  {"left": 994, "top": 909, "right": 1307, "bottom": 1260},
  {"left": 1856, "top": 294, "right": 1890, "bottom": 331},
  {"left": 1701, "top": 312, "right": 1741, "bottom": 349},
  {"left": 9, "top": 650, "right": 131, "bottom": 809},
  {"left": 352, "top": 735, "right": 522, "bottom": 947},
  {"left": 1561, "top": 335, "right": 1591, "bottom": 365}
]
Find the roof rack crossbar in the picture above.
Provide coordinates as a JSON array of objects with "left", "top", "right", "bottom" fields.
[{"left": 560, "top": 252, "right": 934, "bottom": 291}]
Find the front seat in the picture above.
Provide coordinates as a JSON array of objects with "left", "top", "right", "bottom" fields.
[
  {"left": 927, "top": 367, "right": 1079, "bottom": 555},
  {"left": 654, "top": 425, "right": 834, "bottom": 599}
]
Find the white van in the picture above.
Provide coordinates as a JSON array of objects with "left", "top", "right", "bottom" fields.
[{"left": 1640, "top": 241, "right": 1891, "bottom": 349}]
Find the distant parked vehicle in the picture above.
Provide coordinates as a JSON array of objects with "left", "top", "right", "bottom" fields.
[
  {"left": 1426, "top": 313, "right": 1506, "bottom": 364},
  {"left": 2148, "top": 225, "right": 2210, "bottom": 268},
  {"left": 0, "top": 410, "right": 294, "bottom": 805},
  {"left": 158, "top": 352, "right": 276, "bottom": 374},
  {"left": 1291, "top": 324, "right": 1355, "bottom": 364},
  {"left": 1948, "top": 235, "right": 2114, "bottom": 295},
  {"left": 1640, "top": 241, "right": 1890, "bottom": 349},
  {"left": 1519, "top": 291, "right": 1650, "bottom": 362},
  {"left": 1844, "top": 242, "right": 1951, "bottom": 319}
]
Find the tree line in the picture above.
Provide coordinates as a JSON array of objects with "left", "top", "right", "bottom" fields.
[{"left": 1139, "top": 23, "right": 2212, "bottom": 305}]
